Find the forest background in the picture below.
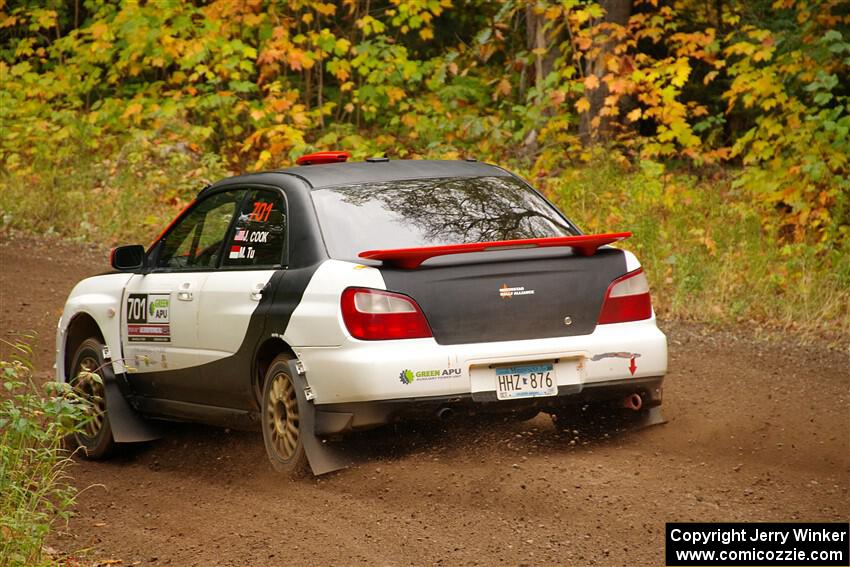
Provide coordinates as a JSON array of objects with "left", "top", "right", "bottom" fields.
[{"left": 1, "top": 0, "right": 848, "bottom": 342}]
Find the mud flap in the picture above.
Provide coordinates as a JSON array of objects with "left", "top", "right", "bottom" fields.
[
  {"left": 635, "top": 406, "right": 666, "bottom": 428},
  {"left": 102, "top": 362, "right": 161, "bottom": 443},
  {"left": 287, "top": 360, "right": 358, "bottom": 476}
]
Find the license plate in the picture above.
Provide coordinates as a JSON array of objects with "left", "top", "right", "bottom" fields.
[{"left": 495, "top": 362, "right": 557, "bottom": 400}]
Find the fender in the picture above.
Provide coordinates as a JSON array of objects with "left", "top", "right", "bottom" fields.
[
  {"left": 57, "top": 273, "right": 161, "bottom": 443},
  {"left": 56, "top": 273, "right": 133, "bottom": 381}
]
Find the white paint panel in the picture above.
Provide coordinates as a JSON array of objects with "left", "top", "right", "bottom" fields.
[
  {"left": 284, "top": 260, "right": 386, "bottom": 347},
  {"left": 196, "top": 269, "right": 276, "bottom": 362},
  {"left": 56, "top": 273, "right": 133, "bottom": 380},
  {"left": 623, "top": 249, "right": 641, "bottom": 272},
  {"left": 121, "top": 272, "right": 210, "bottom": 374}
]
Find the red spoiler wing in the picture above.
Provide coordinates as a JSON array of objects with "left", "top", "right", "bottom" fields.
[{"left": 358, "top": 232, "right": 631, "bottom": 269}]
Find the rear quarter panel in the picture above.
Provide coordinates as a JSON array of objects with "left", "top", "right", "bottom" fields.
[{"left": 282, "top": 259, "right": 386, "bottom": 347}]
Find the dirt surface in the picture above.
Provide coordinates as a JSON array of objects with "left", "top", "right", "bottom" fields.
[{"left": 1, "top": 234, "right": 848, "bottom": 566}]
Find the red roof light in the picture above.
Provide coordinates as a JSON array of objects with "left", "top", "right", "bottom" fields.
[{"left": 296, "top": 151, "right": 351, "bottom": 166}]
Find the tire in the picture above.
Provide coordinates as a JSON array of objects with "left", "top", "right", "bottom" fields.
[
  {"left": 261, "top": 355, "right": 309, "bottom": 478},
  {"left": 69, "top": 338, "right": 116, "bottom": 459}
]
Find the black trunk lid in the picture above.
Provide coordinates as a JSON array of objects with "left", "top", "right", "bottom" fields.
[{"left": 380, "top": 248, "right": 627, "bottom": 345}]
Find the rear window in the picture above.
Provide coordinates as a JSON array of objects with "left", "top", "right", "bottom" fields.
[{"left": 311, "top": 176, "right": 576, "bottom": 262}]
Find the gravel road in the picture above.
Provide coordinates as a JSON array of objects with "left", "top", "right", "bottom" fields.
[{"left": 1, "top": 235, "right": 847, "bottom": 566}]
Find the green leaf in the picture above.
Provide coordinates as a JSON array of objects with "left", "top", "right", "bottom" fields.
[{"left": 814, "top": 92, "right": 833, "bottom": 105}]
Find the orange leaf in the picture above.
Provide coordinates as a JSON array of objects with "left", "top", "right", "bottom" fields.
[
  {"left": 584, "top": 75, "right": 600, "bottom": 91},
  {"left": 122, "top": 102, "right": 143, "bottom": 119},
  {"left": 90, "top": 22, "right": 108, "bottom": 40},
  {"left": 575, "top": 97, "right": 590, "bottom": 113},
  {"left": 550, "top": 90, "right": 566, "bottom": 105},
  {"left": 608, "top": 78, "right": 629, "bottom": 94}
]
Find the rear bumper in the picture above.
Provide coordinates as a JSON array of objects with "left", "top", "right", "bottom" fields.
[
  {"left": 312, "top": 375, "right": 664, "bottom": 435},
  {"left": 294, "top": 316, "right": 667, "bottom": 405}
]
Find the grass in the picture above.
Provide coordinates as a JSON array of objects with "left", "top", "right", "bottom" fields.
[
  {"left": 531, "top": 157, "right": 849, "bottom": 345},
  {"left": 0, "top": 339, "right": 91, "bottom": 566},
  {"left": 0, "top": 131, "right": 228, "bottom": 246}
]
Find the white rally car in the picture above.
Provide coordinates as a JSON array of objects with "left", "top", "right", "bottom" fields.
[{"left": 57, "top": 153, "right": 667, "bottom": 475}]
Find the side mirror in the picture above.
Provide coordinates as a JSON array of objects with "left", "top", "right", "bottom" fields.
[{"left": 110, "top": 245, "right": 146, "bottom": 271}]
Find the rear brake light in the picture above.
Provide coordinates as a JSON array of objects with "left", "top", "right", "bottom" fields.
[
  {"left": 597, "top": 269, "right": 653, "bottom": 324},
  {"left": 341, "top": 287, "right": 433, "bottom": 340}
]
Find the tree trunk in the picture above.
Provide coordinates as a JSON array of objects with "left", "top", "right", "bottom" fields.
[
  {"left": 524, "top": 4, "right": 560, "bottom": 93},
  {"left": 579, "top": 0, "right": 632, "bottom": 144},
  {"left": 524, "top": 2, "right": 562, "bottom": 153}
]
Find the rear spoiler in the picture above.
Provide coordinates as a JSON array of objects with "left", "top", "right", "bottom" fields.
[{"left": 358, "top": 232, "right": 631, "bottom": 269}]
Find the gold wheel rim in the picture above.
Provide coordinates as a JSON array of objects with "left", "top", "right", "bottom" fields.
[
  {"left": 74, "top": 355, "right": 107, "bottom": 438},
  {"left": 265, "top": 372, "right": 300, "bottom": 459}
]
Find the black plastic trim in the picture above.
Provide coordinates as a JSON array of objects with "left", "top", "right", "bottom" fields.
[
  {"left": 132, "top": 396, "right": 259, "bottom": 430},
  {"left": 312, "top": 375, "right": 665, "bottom": 434}
]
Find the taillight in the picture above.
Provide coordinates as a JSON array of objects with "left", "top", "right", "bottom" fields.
[
  {"left": 341, "top": 287, "right": 433, "bottom": 340},
  {"left": 597, "top": 269, "right": 653, "bottom": 324}
]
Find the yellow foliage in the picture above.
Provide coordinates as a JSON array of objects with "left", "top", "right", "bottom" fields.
[
  {"left": 575, "top": 97, "right": 590, "bottom": 113},
  {"left": 121, "top": 103, "right": 143, "bottom": 119},
  {"left": 583, "top": 74, "right": 600, "bottom": 90}
]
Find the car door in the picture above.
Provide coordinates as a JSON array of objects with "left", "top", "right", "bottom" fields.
[
  {"left": 122, "top": 189, "right": 244, "bottom": 404},
  {"left": 193, "top": 187, "right": 288, "bottom": 408}
]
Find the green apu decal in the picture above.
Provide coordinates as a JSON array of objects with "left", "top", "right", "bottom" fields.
[
  {"left": 398, "top": 367, "right": 461, "bottom": 385},
  {"left": 399, "top": 369, "right": 415, "bottom": 385},
  {"left": 148, "top": 297, "right": 169, "bottom": 320}
]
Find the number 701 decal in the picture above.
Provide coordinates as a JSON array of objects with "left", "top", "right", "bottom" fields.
[
  {"left": 127, "top": 293, "right": 171, "bottom": 343},
  {"left": 249, "top": 201, "right": 273, "bottom": 223}
]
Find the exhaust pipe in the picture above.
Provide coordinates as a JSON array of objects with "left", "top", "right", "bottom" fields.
[
  {"left": 436, "top": 407, "right": 454, "bottom": 421},
  {"left": 622, "top": 393, "right": 643, "bottom": 411}
]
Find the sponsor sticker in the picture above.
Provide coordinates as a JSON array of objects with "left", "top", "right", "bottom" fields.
[
  {"left": 591, "top": 352, "right": 641, "bottom": 375},
  {"left": 590, "top": 351, "right": 642, "bottom": 361},
  {"left": 398, "top": 367, "right": 462, "bottom": 385},
  {"left": 499, "top": 284, "right": 535, "bottom": 298},
  {"left": 127, "top": 293, "right": 171, "bottom": 343}
]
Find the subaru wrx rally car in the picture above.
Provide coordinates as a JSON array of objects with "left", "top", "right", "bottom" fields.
[{"left": 57, "top": 153, "right": 667, "bottom": 476}]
